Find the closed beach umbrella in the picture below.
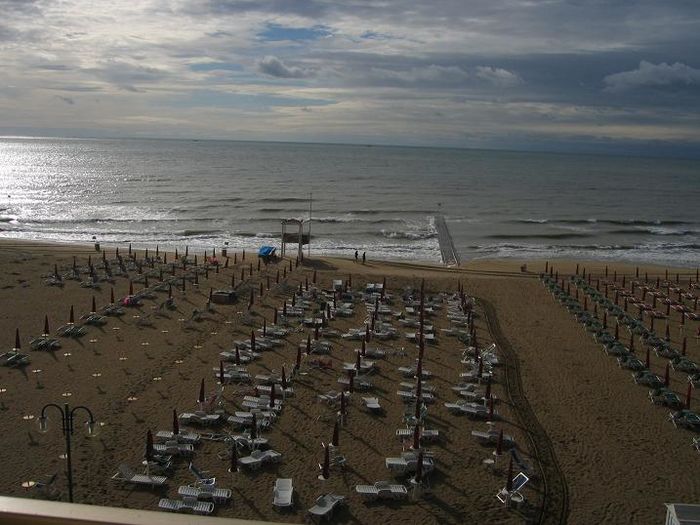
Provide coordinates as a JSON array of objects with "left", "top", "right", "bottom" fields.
[
  {"left": 263, "top": 318, "right": 267, "bottom": 337},
  {"left": 614, "top": 322, "right": 619, "bottom": 340},
  {"left": 14, "top": 328, "right": 20, "bottom": 350},
  {"left": 665, "top": 323, "right": 670, "bottom": 341},
  {"left": 355, "top": 350, "right": 361, "bottom": 371},
  {"left": 291, "top": 293, "right": 296, "bottom": 307},
  {"left": 416, "top": 376, "right": 422, "bottom": 399},
  {"left": 340, "top": 391, "right": 346, "bottom": 416},
  {"left": 314, "top": 324, "right": 319, "bottom": 340},
  {"left": 91, "top": 296, "right": 96, "bottom": 314},
  {"left": 496, "top": 429, "right": 504, "bottom": 456},
  {"left": 235, "top": 347, "right": 241, "bottom": 366},
  {"left": 506, "top": 455, "right": 514, "bottom": 492},
  {"left": 110, "top": 287, "right": 115, "bottom": 303},
  {"left": 129, "top": 281, "right": 134, "bottom": 295},
  {"left": 273, "top": 308, "right": 278, "bottom": 325},
  {"left": 332, "top": 420, "right": 339, "bottom": 447},
  {"left": 415, "top": 395, "right": 422, "bottom": 420},
  {"left": 477, "top": 358, "right": 483, "bottom": 379},
  {"left": 415, "top": 451, "right": 424, "bottom": 483},
  {"left": 296, "top": 345, "right": 302, "bottom": 368},
  {"left": 412, "top": 424, "right": 420, "bottom": 450},
  {"left": 283, "top": 301, "right": 287, "bottom": 316},
  {"left": 43, "top": 315, "right": 50, "bottom": 337},
  {"left": 69, "top": 305, "right": 74, "bottom": 325},
  {"left": 229, "top": 445, "right": 237, "bottom": 473},
  {"left": 322, "top": 443, "right": 330, "bottom": 480},
  {"left": 365, "top": 324, "right": 370, "bottom": 343},
  {"left": 145, "top": 430, "right": 154, "bottom": 462},
  {"left": 250, "top": 413, "right": 257, "bottom": 440},
  {"left": 306, "top": 334, "right": 311, "bottom": 353},
  {"left": 313, "top": 270, "right": 317, "bottom": 284},
  {"left": 645, "top": 347, "right": 650, "bottom": 369},
  {"left": 198, "top": 378, "right": 205, "bottom": 404},
  {"left": 251, "top": 331, "right": 256, "bottom": 352},
  {"left": 281, "top": 366, "right": 287, "bottom": 389},
  {"left": 269, "top": 383, "right": 276, "bottom": 408},
  {"left": 361, "top": 340, "right": 366, "bottom": 357},
  {"left": 348, "top": 370, "right": 354, "bottom": 392},
  {"left": 416, "top": 358, "right": 423, "bottom": 380},
  {"left": 348, "top": 274, "right": 352, "bottom": 288},
  {"left": 488, "top": 396, "right": 494, "bottom": 421},
  {"left": 219, "top": 361, "right": 225, "bottom": 385},
  {"left": 629, "top": 334, "right": 634, "bottom": 352},
  {"left": 485, "top": 377, "right": 492, "bottom": 400}
]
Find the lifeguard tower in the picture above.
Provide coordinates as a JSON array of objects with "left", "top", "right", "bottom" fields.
[{"left": 280, "top": 219, "right": 310, "bottom": 261}]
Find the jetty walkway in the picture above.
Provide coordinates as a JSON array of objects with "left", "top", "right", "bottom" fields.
[{"left": 435, "top": 214, "right": 460, "bottom": 266}]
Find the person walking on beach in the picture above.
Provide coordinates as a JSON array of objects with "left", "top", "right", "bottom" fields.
[
  {"left": 354, "top": 250, "right": 358, "bottom": 263},
  {"left": 362, "top": 252, "right": 366, "bottom": 264}
]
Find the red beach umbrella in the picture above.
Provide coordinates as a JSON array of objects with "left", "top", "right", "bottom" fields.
[
  {"left": 69, "top": 305, "right": 74, "bottom": 324},
  {"left": 355, "top": 350, "right": 361, "bottom": 371},
  {"left": 296, "top": 345, "right": 302, "bottom": 368},
  {"left": 686, "top": 382, "right": 693, "bottom": 410},
  {"left": 91, "top": 296, "right": 96, "bottom": 314},
  {"left": 365, "top": 324, "right": 370, "bottom": 342},
  {"left": 477, "top": 358, "right": 483, "bottom": 378},
  {"left": 412, "top": 425, "right": 420, "bottom": 450},
  {"left": 629, "top": 334, "right": 635, "bottom": 352},
  {"left": 313, "top": 270, "right": 317, "bottom": 284},
  {"left": 416, "top": 358, "right": 423, "bottom": 381},
  {"left": 172, "top": 409, "right": 179, "bottom": 435},
  {"left": 665, "top": 323, "right": 670, "bottom": 341},
  {"left": 485, "top": 378, "right": 492, "bottom": 400},
  {"left": 332, "top": 420, "right": 339, "bottom": 447},
  {"left": 235, "top": 346, "right": 241, "bottom": 366},
  {"left": 283, "top": 301, "right": 287, "bottom": 316},
  {"left": 361, "top": 340, "right": 366, "bottom": 357},
  {"left": 348, "top": 370, "right": 355, "bottom": 392},
  {"left": 248, "top": 289, "right": 254, "bottom": 309},
  {"left": 496, "top": 429, "right": 504, "bottom": 456},
  {"left": 415, "top": 395, "right": 422, "bottom": 420},
  {"left": 269, "top": 383, "right": 276, "bottom": 408},
  {"left": 614, "top": 322, "right": 619, "bottom": 340},
  {"left": 416, "top": 376, "right": 422, "bottom": 399},
  {"left": 198, "top": 378, "right": 205, "bottom": 404},
  {"left": 273, "top": 308, "right": 278, "bottom": 325},
  {"left": 110, "top": 287, "right": 115, "bottom": 303},
  {"left": 13, "top": 328, "right": 20, "bottom": 350},
  {"left": 219, "top": 361, "right": 225, "bottom": 385},
  {"left": 129, "top": 281, "right": 134, "bottom": 295},
  {"left": 43, "top": 315, "right": 50, "bottom": 337},
  {"left": 306, "top": 334, "right": 311, "bottom": 354},
  {"left": 281, "top": 366, "right": 287, "bottom": 389}
]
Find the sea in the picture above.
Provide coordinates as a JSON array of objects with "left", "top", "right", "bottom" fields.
[{"left": 0, "top": 137, "right": 698, "bottom": 267}]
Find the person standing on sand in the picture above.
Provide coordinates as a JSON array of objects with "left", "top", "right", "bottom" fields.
[
  {"left": 355, "top": 250, "right": 358, "bottom": 263},
  {"left": 362, "top": 252, "right": 366, "bottom": 264}
]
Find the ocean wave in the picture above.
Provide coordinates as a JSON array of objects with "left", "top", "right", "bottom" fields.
[
  {"left": 486, "top": 233, "right": 594, "bottom": 240},
  {"left": 511, "top": 218, "right": 693, "bottom": 226},
  {"left": 180, "top": 229, "right": 223, "bottom": 237},
  {"left": 608, "top": 228, "right": 697, "bottom": 237},
  {"left": 258, "top": 197, "right": 311, "bottom": 203},
  {"left": 379, "top": 229, "right": 437, "bottom": 240}
]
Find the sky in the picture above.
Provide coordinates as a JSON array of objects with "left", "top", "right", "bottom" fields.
[{"left": 1, "top": 0, "right": 700, "bottom": 156}]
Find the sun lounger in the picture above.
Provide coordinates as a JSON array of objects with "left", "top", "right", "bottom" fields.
[
  {"left": 29, "top": 337, "right": 61, "bottom": 352},
  {"left": 471, "top": 429, "right": 515, "bottom": 448},
  {"left": 179, "top": 412, "right": 223, "bottom": 426},
  {"left": 395, "top": 428, "right": 439, "bottom": 442},
  {"left": 32, "top": 473, "right": 61, "bottom": 500},
  {"left": 385, "top": 452, "right": 435, "bottom": 475},
  {"left": 178, "top": 484, "right": 232, "bottom": 503},
  {"left": 112, "top": 464, "right": 166, "bottom": 487},
  {"left": 362, "top": 397, "right": 382, "bottom": 411},
  {"left": 273, "top": 478, "right": 294, "bottom": 509},
  {"left": 354, "top": 481, "right": 408, "bottom": 501},
  {"left": 307, "top": 494, "right": 345, "bottom": 523},
  {"left": 0, "top": 350, "right": 31, "bottom": 367},
  {"left": 153, "top": 441, "right": 194, "bottom": 456},
  {"left": 337, "top": 375, "right": 372, "bottom": 390},
  {"left": 158, "top": 496, "right": 214, "bottom": 515},
  {"left": 239, "top": 449, "right": 282, "bottom": 470},
  {"left": 156, "top": 431, "right": 200, "bottom": 444}
]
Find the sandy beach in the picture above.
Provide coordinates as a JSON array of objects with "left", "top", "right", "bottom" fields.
[{"left": 0, "top": 239, "right": 698, "bottom": 524}]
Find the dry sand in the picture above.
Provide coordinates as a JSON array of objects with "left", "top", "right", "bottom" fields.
[{"left": 0, "top": 239, "right": 697, "bottom": 524}]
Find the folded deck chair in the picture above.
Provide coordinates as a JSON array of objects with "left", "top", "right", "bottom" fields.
[{"left": 273, "top": 478, "right": 293, "bottom": 508}]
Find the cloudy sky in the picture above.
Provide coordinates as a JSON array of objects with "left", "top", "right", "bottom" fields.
[{"left": 1, "top": 0, "right": 700, "bottom": 155}]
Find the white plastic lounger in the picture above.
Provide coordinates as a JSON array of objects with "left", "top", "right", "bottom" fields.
[
  {"left": 112, "top": 464, "right": 166, "bottom": 487},
  {"left": 307, "top": 494, "right": 345, "bottom": 523},
  {"left": 273, "top": 478, "right": 294, "bottom": 508},
  {"left": 362, "top": 397, "right": 382, "bottom": 411},
  {"left": 178, "top": 484, "right": 232, "bottom": 503}
]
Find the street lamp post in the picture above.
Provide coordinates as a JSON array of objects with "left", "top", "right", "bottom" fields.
[{"left": 37, "top": 402, "right": 98, "bottom": 503}]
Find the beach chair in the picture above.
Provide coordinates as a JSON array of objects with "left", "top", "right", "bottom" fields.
[
  {"left": 111, "top": 464, "right": 166, "bottom": 487},
  {"left": 362, "top": 397, "right": 382, "bottom": 412},
  {"left": 307, "top": 494, "right": 345, "bottom": 523},
  {"left": 157, "top": 430, "right": 201, "bottom": 444},
  {"left": 32, "top": 473, "right": 61, "bottom": 500},
  {"left": 153, "top": 440, "right": 195, "bottom": 456},
  {"left": 178, "top": 484, "right": 232, "bottom": 503},
  {"left": 273, "top": 478, "right": 294, "bottom": 509},
  {"left": 0, "top": 350, "right": 31, "bottom": 368}
]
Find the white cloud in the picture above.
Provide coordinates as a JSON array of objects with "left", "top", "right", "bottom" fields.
[
  {"left": 475, "top": 66, "right": 521, "bottom": 87},
  {"left": 258, "top": 55, "right": 312, "bottom": 78},
  {"left": 604, "top": 61, "right": 700, "bottom": 92}
]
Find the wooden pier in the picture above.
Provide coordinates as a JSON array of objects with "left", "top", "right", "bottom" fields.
[{"left": 435, "top": 214, "right": 460, "bottom": 266}]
